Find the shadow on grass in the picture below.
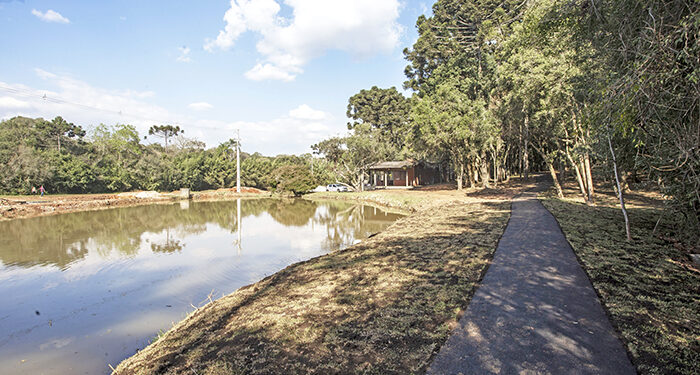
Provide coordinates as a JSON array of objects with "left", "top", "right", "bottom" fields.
[
  {"left": 541, "top": 198, "right": 700, "bottom": 374},
  {"left": 115, "top": 201, "right": 511, "bottom": 375}
]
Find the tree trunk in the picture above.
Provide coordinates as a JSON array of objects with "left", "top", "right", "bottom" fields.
[
  {"left": 467, "top": 162, "right": 475, "bottom": 188},
  {"left": 519, "top": 121, "right": 523, "bottom": 178},
  {"left": 493, "top": 150, "right": 498, "bottom": 187},
  {"left": 523, "top": 114, "right": 530, "bottom": 180},
  {"left": 607, "top": 134, "right": 632, "bottom": 241},
  {"left": 566, "top": 149, "right": 588, "bottom": 200},
  {"left": 480, "top": 153, "right": 490, "bottom": 188},
  {"left": 558, "top": 158, "right": 565, "bottom": 185},
  {"left": 457, "top": 161, "right": 464, "bottom": 190},
  {"left": 584, "top": 151, "right": 594, "bottom": 204},
  {"left": 548, "top": 161, "right": 564, "bottom": 198}
]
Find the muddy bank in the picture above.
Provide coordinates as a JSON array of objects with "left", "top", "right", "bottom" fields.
[
  {"left": 114, "top": 188, "right": 514, "bottom": 374},
  {"left": 0, "top": 187, "right": 269, "bottom": 221}
]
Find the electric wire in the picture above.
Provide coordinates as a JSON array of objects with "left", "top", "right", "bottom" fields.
[{"left": 0, "top": 82, "right": 183, "bottom": 126}]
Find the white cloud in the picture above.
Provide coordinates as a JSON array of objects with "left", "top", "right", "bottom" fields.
[
  {"left": 31, "top": 9, "right": 70, "bottom": 24},
  {"left": 0, "top": 96, "right": 30, "bottom": 109},
  {"left": 119, "top": 89, "right": 156, "bottom": 99},
  {"left": 188, "top": 102, "right": 213, "bottom": 111},
  {"left": 0, "top": 71, "right": 340, "bottom": 155},
  {"left": 225, "top": 109, "right": 333, "bottom": 155},
  {"left": 289, "top": 104, "right": 325, "bottom": 121},
  {"left": 176, "top": 46, "right": 191, "bottom": 63},
  {"left": 0, "top": 69, "right": 173, "bottom": 137},
  {"left": 244, "top": 63, "right": 297, "bottom": 82},
  {"left": 205, "top": 0, "right": 402, "bottom": 81},
  {"left": 204, "top": 0, "right": 280, "bottom": 52}
]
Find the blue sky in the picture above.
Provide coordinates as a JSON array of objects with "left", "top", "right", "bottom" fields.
[{"left": 0, "top": 0, "right": 433, "bottom": 155}]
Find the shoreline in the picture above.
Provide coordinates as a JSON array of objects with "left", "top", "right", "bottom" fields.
[
  {"left": 0, "top": 188, "right": 271, "bottom": 221},
  {"left": 114, "top": 188, "right": 513, "bottom": 374},
  {"left": 112, "top": 181, "right": 547, "bottom": 374}
]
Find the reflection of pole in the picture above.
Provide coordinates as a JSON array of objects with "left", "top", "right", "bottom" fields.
[
  {"left": 236, "top": 198, "right": 241, "bottom": 255},
  {"left": 236, "top": 129, "right": 241, "bottom": 193}
]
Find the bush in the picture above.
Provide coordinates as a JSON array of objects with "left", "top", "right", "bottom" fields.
[{"left": 271, "top": 165, "right": 315, "bottom": 195}]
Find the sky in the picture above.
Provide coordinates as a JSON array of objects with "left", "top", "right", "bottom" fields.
[{"left": 0, "top": 0, "right": 434, "bottom": 155}]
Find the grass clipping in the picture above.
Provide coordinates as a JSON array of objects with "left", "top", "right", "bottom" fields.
[{"left": 115, "top": 200, "right": 509, "bottom": 375}]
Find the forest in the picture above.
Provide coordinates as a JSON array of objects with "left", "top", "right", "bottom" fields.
[
  {"left": 0, "top": 118, "right": 334, "bottom": 195},
  {"left": 1, "top": 0, "right": 698, "bottom": 234},
  {"left": 313, "top": 0, "right": 699, "bottom": 237}
]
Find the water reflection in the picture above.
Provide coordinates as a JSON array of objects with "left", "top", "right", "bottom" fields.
[
  {"left": 0, "top": 199, "right": 398, "bottom": 270},
  {"left": 0, "top": 199, "right": 402, "bottom": 375}
]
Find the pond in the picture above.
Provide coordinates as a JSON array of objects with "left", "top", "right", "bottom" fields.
[{"left": 0, "top": 198, "right": 404, "bottom": 375}]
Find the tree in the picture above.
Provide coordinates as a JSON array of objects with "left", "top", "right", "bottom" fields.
[
  {"left": 35, "top": 116, "right": 86, "bottom": 153},
  {"left": 271, "top": 165, "right": 315, "bottom": 195},
  {"left": 403, "top": 0, "right": 524, "bottom": 188},
  {"left": 346, "top": 86, "right": 411, "bottom": 154},
  {"left": 313, "top": 125, "right": 391, "bottom": 191},
  {"left": 412, "top": 81, "right": 496, "bottom": 190},
  {"left": 91, "top": 124, "right": 143, "bottom": 191},
  {"left": 576, "top": 0, "right": 700, "bottom": 231},
  {"left": 148, "top": 125, "right": 182, "bottom": 148}
]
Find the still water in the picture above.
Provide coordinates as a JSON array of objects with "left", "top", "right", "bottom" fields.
[{"left": 0, "top": 198, "right": 403, "bottom": 374}]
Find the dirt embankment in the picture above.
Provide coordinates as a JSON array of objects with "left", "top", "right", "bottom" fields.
[{"left": 0, "top": 187, "right": 269, "bottom": 221}]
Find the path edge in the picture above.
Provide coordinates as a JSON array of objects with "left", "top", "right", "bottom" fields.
[{"left": 537, "top": 195, "right": 639, "bottom": 374}]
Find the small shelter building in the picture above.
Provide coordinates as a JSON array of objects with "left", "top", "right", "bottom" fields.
[{"left": 369, "top": 159, "right": 440, "bottom": 188}]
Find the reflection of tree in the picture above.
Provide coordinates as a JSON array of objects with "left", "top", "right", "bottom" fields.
[
  {"left": 267, "top": 199, "right": 317, "bottom": 227},
  {"left": 0, "top": 198, "right": 404, "bottom": 270},
  {"left": 150, "top": 228, "right": 183, "bottom": 254},
  {"left": 151, "top": 241, "right": 183, "bottom": 254},
  {"left": 312, "top": 202, "right": 405, "bottom": 252}
]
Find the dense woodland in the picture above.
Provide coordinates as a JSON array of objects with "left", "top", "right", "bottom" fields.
[
  {"left": 1, "top": 0, "right": 698, "bottom": 234},
  {"left": 0, "top": 117, "right": 332, "bottom": 195},
  {"left": 313, "top": 0, "right": 699, "bottom": 237}
]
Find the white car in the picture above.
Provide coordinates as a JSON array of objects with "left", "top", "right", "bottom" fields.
[{"left": 326, "top": 184, "right": 349, "bottom": 192}]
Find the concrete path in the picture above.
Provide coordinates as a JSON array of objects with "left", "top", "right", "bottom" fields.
[{"left": 427, "top": 189, "right": 636, "bottom": 374}]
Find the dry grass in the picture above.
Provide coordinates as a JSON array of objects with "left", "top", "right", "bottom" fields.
[
  {"left": 306, "top": 178, "right": 536, "bottom": 213},
  {"left": 115, "top": 186, "right": 516, "bottom": 374},
  {"left": 540, "top": 180, "right": 700, "bottom": 374}
]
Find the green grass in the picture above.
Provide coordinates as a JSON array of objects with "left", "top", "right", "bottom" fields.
[
  {"left": 115, "top": 199, "right": 511, "bottom": 375},
  {"left": 541, "top": 195, "right": 700, "bottom": 374}
]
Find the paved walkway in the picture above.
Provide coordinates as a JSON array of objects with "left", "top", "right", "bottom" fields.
[{"left": 427, "top": 189, "right": 636, "bottom": 374}]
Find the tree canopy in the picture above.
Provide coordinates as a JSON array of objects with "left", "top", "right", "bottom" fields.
[{"left": 148, "top": 124, "right": 183, "bottom": 148}]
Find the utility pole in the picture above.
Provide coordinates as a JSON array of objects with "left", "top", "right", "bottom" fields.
[{"left": 236, "top": 129, "right": 241, "bottom": 193}]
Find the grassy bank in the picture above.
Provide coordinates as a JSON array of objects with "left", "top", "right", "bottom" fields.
[
  {"left": 306, "top": 180, "right": 536, "bottom": 212},
  {"left": 540, "top": 184, "right": 700, "bottom": 374},
  {"left": 305, "top": 190, "right": 433, "bottom": 212},
  {"left": 115, "top": 190, "right": 511, "bottom": 374}
]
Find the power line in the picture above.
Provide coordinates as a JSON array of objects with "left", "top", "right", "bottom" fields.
[{"left": 0, "top": 83, "right": 183, "bottom": 126}]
